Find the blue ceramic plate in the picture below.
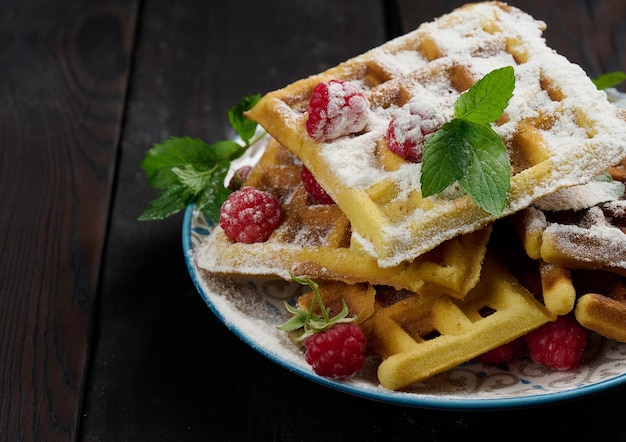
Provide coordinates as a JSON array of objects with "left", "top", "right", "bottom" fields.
[{"left": 183, "top": 90, "right": 626, "bottom": 408}]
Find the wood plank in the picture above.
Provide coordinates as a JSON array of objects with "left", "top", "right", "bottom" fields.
[
  {"left": 0, "top": 0, "right": 138, "bottom": 440},
  {"left": 78, "top": 0, "right": 388, "bottom": 440}
]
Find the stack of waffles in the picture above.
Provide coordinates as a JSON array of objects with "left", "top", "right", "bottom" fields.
[{"left": 195, "top": 2, "right": 626, "bottom": 390}]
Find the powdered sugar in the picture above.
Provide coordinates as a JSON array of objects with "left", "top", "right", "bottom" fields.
[
  {"left": 533, "top": 180, "right": 625, "bottom": 211},
  {"left": 544, "top": 222, "right": 626, "bottom": 271},
  {"left": 386, "top": 97, "right": 449, "bottom": 162},
  {"left": 306, "top": 80, "right": 369, "bottom": 141},
  {"left": 307, "top": 2, "right": 626, "bottom": 266}
]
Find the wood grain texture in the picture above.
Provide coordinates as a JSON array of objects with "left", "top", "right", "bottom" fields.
[
  {"left": 78, "top": 0, "right": 388, "bottom": 440},
  {"left": 80, "top": 1, "right": 626, "bottom": 440},
  {"left": 0, "top": 0, "right": 138, "bottom": 440},
  {"left": 3, "top": 0, "right": 626, "bottom": 440}
]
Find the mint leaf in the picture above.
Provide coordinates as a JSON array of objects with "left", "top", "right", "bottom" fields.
[
  {"left": 592, "top": 71, "right": 626, "bottom": 90},
  {"left": 457, "top": 123, "right": 511, "bottom": 215},
  {"left": 454, "top": 66, "right": 514, "bottom": 123},
  {"left": 228, "top": 93, "right": 261, "bottom": 144},
  {"left": 420, "top": 67, "right": 514, "bottom": 216},
  {"left": 421, "top": 119, "right": 511, "bottom": 215},
  {"left": 205, "top": 139, "right": 248, "bottom": 162},
  {"left": 194, "top": 161, "right": 232, "bottom": 222},
  {"left": 139, "top": 138, "right": 244, "bottom": 222},
  {"left": 420, "top": 120, "right": 471, "bottom": 197},
  {"left": 172, "top": 164, "right": 217, "bottom": 194},
  {"left": 141, "top": 137, "right": 242, "bottom": 189},
  {"left": 139, "top": 94, "right": 266, "bottom": 222},
  {"left": 138, "top": 183, "right": 194, "bottom": 221}
]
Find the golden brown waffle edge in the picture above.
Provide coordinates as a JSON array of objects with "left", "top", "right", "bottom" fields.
[{"left": 195, "top": 138, "right": 491, "bottom": 299}]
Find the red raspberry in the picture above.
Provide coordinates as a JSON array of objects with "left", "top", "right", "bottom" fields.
[
  {"left": 306, "top": 80, "right": 369, "bottom": 142},
  {"left": 476, "top": 338, "right": 524, "bottom": 365},
  {"left": 227, "top": 165, "right": 253, "bottom": 190},
  {"left": 219, "top": 187, "right": 284, "bottom": 243},
  {"left": 525, "top": 315, "right": 588, "bottom": 371},
  {"left": 385, "top": 98, "right": 447, "bottom": 162},
  {"left": 304, "top": 323, "right": 367, "bottom": 379},
  {"left": 301, "top": 166, "right": 334, "bottom": 204}
]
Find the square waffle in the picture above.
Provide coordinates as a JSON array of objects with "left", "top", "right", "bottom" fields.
[
  {"left": 246, "top": 1, "right": 626, "bottom": 267},
  {"left": 195, "top": 137, "right": 491, "bottom": 299},
  {"left": 299, "top": 253, "right": 555, "bottom": 390}
]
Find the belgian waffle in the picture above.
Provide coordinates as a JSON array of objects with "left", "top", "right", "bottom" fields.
[
  {"left": 300, "top": 254, "right": 555, "bottom": 390},
  {"left": 246, "top": 1, "right": 626, "bottom": 267},
  {"left": 195, "top": 138, "right": 491, "bottom": 298}
]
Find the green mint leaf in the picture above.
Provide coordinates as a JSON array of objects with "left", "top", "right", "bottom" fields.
[
  {"left": 457, "top": 122, "right": 511, "bottom": 216},
  {"left": 138, "top": 183, "right": 194, "bottom": 221},
  {"left": 171, "top": 165, "right": 214, "bottom": 194},
  {"left": 194, "top": 161, "right": 232, "bottom": 222},
  {"left": 206, "top": 139, "right": 248, "bottom": 162},
  {"left": 420, "top": 67, "right": 515, "bottom": 216},
  {"left": 141, "top": 137, "right": 242, "bottom": 189},
  {"left": 139, "top": 137, "right": 246, "bottom": 222},
  {"left": 140, "top": 94, "right": 266, "bottom": 223},
  {"left": 593, "top": 172, "right": 615, "bottom": 183},
  {"left": 228, "top": 93, "right": 261, "bottom": 144},
  {"left": 141, "top": 137, "right": 210, "bottom": 189},
  {"left": 592, "top": 71, "right": 626, "bottom": 90},
  {"left": 454, "top": 66, "right": 515, "bottom": 123},
  {"left": 420, "top": 120, "right": 471, "bottom": 197}
]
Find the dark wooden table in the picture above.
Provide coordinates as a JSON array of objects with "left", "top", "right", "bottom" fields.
[{"left": 3, "top": 0, "right": 626, "bottom": 440}]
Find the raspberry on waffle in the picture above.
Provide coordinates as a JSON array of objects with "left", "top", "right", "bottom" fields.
[
  {"left": 368, "top": 254, "right": 554, "bottom": 390},
  {"left": 195, "top": 138, "right": 491, "bottom": 299},
  {"left": 299, "top": 254, "right": 554, "bottom": 390},
  {"left": 246, "top": 1, "right": 626, "bottom": 267}
]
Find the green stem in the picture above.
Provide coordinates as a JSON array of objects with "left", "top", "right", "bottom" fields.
[{"left": 244, "top": 130, "right": 268, "bottom": 149}]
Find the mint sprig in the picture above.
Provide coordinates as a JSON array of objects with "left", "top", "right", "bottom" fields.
[
  {"left": 138, "top": 93, "right": 263, "bottom": 222},
  {"left": 278, "top": 274, "right": 354, "bottom": 342},
  {"left": 420, "top": 66, "right": 515, "bottom": 216}
]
